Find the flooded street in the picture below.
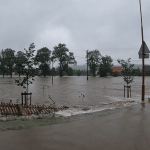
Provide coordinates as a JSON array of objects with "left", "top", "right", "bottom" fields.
[{"left": 0, "top": 76, "right": 149, "bottom": 116}]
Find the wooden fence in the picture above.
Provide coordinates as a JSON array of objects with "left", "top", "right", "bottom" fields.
[
  {"left": 0, "top": 102, "right": 69, "bottom": 116},
  {"left": 0, "top": 103, "right": 19, "bottom": 116}
]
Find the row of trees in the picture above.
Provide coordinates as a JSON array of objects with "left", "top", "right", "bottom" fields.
[
  {"left": 86, "top": 50, "right": 113, "bottom": 77},
  {"left": 0, "top": 43, "right": 77, "bottom": 77},
  {"left": 0, "top": 43, "right": 144, "bottom": 78},
  {"left": 87, "top": 50, "right": 145, "bottom": 78},
  {"left": 0, "top": 43, "right": 114, "bottom": 77}
]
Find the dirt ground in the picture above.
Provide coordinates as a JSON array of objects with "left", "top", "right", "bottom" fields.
[{"left": 0, "top": 102, "right": 150, "bottom": 150}]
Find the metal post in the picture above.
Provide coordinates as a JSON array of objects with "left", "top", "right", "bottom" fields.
[
  {"left": 127, "top": 86, "right": 129, "bottom": 98},
  {"left": 124, "top": 85, "right": 125, "bottom": 98},
  {"left": 139, "top": 0, "right": 145, "bottom": 101},
  {"left": 27, "top": 72, "right": 28, "bottom": 94},
  {"left": 130, "top": 85, "right": 131, "bottom": 98},
  {"left": 25, "top": 92, "right": 27, "bottom": 105},
  {"left": 30, "top": 93, "right": 31, "bottom": 105},
  {"left": 87, "top": 50, "right": 88, "bottom": 81},
  {"left": 21, "top": 93, "right": 23, "bottom": 105},
  {"left": 52, "top": 60, "right": 53, "bottom": 84}
]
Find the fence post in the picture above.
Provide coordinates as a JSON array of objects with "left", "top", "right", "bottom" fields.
[
  {"left": 127, "top": 86, "right": 129, "bottom": 98},
  {"left": 130, "top": 85, "right": 131, "bottom": 98},
  {"left": 124, "top": 85, "right": 125, "bottom": 98},
  {"left": 25, "top": 92, "right": 27, "bottom": 105},
  {"left": 21, "top": 93, "right": 23, "bottom": 105},
  {"left": 30, "top": 93, "right": 31, "bottom": 105}
]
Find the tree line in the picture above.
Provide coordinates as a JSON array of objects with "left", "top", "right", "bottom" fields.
[
  {"left": 0, "top": 42, "right": 145, "bottom": 77},
  {"left": 0, "top": 43, "right": 77, "bottom": 77},
  {"left": 0, "top": 43, "right": 114, "bottom": 77}
]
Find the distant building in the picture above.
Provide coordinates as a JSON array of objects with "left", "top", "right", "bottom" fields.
[
  {"left": 111, "top": 66, "right": 122, "bottom": 72},
  {"left": 12, "top": 72, "right": 15, "bottom": 75}
]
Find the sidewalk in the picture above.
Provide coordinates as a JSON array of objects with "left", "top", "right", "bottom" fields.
[{"left": 0, "top": 102, "right": 150, "bottom": 150}]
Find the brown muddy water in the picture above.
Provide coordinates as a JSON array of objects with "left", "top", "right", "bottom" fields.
[
  {"left": 0, "top": 76, "right": 149, "bottom": 117},
  {"left": 0, "top": 76, "right": 150, "bottom": 130}
]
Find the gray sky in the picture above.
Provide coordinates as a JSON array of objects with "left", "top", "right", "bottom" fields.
[{"left": 0, "top": 0, "right": 150, "bottom": 65}]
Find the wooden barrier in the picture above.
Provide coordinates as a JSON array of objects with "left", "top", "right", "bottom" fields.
[
  {"left": 0, "top": 102, "right": 19, "bottom": 116},
  {"left": 0, "top": 102, "right": 69, "bottom": 116}
]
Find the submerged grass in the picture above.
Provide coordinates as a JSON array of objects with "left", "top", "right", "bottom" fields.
[
  {"left": 0, "top": 106, "right": 128, "bottom": 131},
  {"left": 0, "top": 116, "right": 73, "bottom": 131}
]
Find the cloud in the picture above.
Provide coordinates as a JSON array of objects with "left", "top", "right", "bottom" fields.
[
  {"left": 35, "top": 25, "right": 76, "bottom": 50},
  {"left": 0, "top": 0, "right": 150, "bottom": 65}
]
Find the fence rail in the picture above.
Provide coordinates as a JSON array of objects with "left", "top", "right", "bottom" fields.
[{"left": 0, "top": 102, "right": 68, "bottom": 116}]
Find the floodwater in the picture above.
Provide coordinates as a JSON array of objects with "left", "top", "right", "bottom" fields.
[{"left": 0, "top": 76, "right": 149, "bottom": 117}]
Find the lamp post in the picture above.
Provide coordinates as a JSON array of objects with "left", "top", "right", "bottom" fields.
[{"left": 139, "top": 0, "right": 145, "bottom": 101}]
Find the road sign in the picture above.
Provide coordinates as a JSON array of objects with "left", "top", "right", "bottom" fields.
[
  {"left": 138, "top": 41, "right": 150, "bottom": 59},
  {"left": 145, "top": 65, "right": 150, "bottom": 71},
  {"left": 138, "top": 41, "right": 150, "bottom": 54},
  {"left": 139, "top": 54, "right": 149, "bottom": 59}
]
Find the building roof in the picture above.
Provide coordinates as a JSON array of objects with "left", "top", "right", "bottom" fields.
[{"left": 111, "top": 66, "right": 122, "bottom": 72}]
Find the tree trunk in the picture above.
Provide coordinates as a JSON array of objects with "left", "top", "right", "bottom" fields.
[
  {"left": 93, "top": 69, "right": 94, "bottom": 77},
  {"left": 60, "top": 70, "right": 63, "bottom": 77},
  {"left": 93, "top": 65, "right": 95, "bottom": 77},
  {"left": 10, "top": 69, "right": 12, "bottom": 77},
  {"left": 92, "top": 63, "right": 95, "bottom": 77}
]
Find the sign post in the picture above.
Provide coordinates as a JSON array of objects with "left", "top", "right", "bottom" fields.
[
  {"left": 139, "top": 0, "right": 145, "bottom": 101},
  {"left": 138, "top": 0, "right": 150, "bottom": 101}
]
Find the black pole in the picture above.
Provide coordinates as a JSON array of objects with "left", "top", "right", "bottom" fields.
[
  {"left": 130, "top": 85, "right": 131, "bottom": 98},
  {"left": 124, "top": 85, "right": 125, "bottom": 98},
  {"left": 26, "top": 70, "right": 29, "bottom": 104},
  {"left": 21, "top": 93, "right": 23, "bottom": 105},
  {"left": 87, "top": 50, "right": 88, "bottom": 81},
  {"left": 27, "top": 73, "right": 28, "bottom": 93},
  {"left": 127, "top": 86, "right": 129, "bottom": 98},
  {"left": 52, "top": 60, "right": 53, "bottom": 84}
]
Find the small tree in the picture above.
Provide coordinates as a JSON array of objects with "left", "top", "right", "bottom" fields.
[
  {"left": 15, "top": 43, "right": 36, "bottom": 94},
  {"left": 77, "top": 70, "right": 81, "bottom": 76},
  {"left": 113, "top": 71, "right": 119, "bottom": 77},
  {"left": 66, "top": 67, "right": 73, "bottom": 76},
  {"left": 117, "top": 58, "right": 134, "bottom": 86},
  {"left": 135, "top": 67, "right": 142, "bottom": 76},
  {"left": 117, "top": 58, "right": 134, "bottom": 98}
]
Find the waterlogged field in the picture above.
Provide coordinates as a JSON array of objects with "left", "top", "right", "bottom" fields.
[{"left": 0, "top": 76, "right": 149, "bottom": 117}]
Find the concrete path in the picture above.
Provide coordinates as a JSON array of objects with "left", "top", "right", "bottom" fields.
[{"left": 0, "top": 103, "right": 150, "bottom": 150}]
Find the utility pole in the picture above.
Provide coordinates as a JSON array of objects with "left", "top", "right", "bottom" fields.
[
  {"left": 87, "top": 50, "right": 88, "bottom": 80},
  {"left": 139, "top": 0, "right": 145, "bottom": 101}
]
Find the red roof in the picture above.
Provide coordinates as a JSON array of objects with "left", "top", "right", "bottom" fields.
[{"left": 111, "top": 66, "right": 122, "bottom": 72}]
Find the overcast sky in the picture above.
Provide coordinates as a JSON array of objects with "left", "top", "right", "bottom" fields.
[{"left": 0, "top": 0, "right": 150, "bottom": 65}]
